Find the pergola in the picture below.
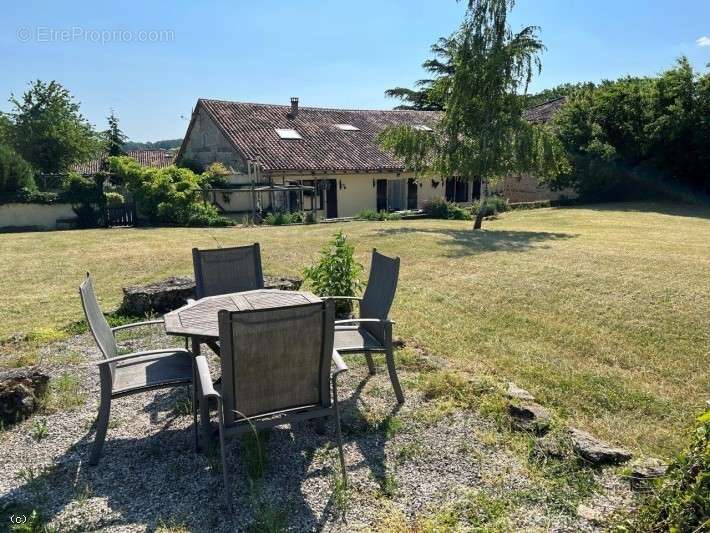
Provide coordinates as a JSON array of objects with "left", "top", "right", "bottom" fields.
[{"left": 207, "top": 160, "right": 319, "bottom": 221}]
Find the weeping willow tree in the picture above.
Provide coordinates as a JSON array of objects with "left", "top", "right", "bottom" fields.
[{"left": 380, "top": 0, "right": 568, "bottom": 229}]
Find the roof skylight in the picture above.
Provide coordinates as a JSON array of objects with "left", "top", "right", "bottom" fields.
[
  {"left": 335, "top": 123, "right": 360, "bottom": 131},
  {"left": 275, "top": 128, "right": 303, "bottom": 140},
  {"left": 413, "top": 124, "right": 433, "bottom": 131}
]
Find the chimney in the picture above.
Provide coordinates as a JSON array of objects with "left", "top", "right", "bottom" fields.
[{"left": 289, "top": 97, "right": 299, "bottom": 118}]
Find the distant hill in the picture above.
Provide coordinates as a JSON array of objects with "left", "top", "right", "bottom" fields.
[{"left": 124, "top": 138, "right": 183, "bottom": 151}]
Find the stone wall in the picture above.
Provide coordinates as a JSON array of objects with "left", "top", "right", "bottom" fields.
[
  {"left": 494, "top": 174, "right": 577, "bottom": 203},
  {"left": 0, "top": 203, "right": 77, "bottom": 231},
  {"left": 180, "top": 107, "right": 247, "bottom": 172}
]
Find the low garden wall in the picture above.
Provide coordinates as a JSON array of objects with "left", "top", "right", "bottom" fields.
[{"left": 0, "top": 203, "right": 77, "bottom": 231}]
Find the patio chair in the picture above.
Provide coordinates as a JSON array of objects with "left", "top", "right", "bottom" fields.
[
  {"left": 79, "top": 273, "right": 195, "bottom": 465},
  {"left": 326, "top": 249, "right": 404, "bottom": 404},
  {"left": 192, "top": 243, "right": 264, "bottom": 299},
  {"left": 194, "top": 300, "right": 348, "bottom": 507}
]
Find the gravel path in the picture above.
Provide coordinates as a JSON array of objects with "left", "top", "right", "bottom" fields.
[{"left": 0, "top": 330, "right": 633, "bottom": 532}]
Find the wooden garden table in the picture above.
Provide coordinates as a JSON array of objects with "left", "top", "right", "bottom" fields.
[{"left": 163, "top": 289, "right": 322, "bottom": 447}]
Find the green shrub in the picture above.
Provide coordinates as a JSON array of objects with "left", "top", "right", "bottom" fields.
[
  {"left": 303, "top": 231, "right": 363, "bottom": 316},
  {"left": 357, "top": 208, "right": 401, "bottom": 221},
  {"left": 61, "top": 171, "right": 105, "bottom": 227},
  {"left": 627, "top": 409, "right": 710, "bottom": 532},
  {"left": 108, "top": 156, "right": 230, "bottom": 227},
  {"left": 423, "top": 197, "right": 471, "bottom": 220},
  {"left": 0, "top": 144, "right": 35, "bottom": 193},
  {"left": 0, "top": 187, "right": 58, "bottom": 205},
  {"left": 202, "top": 162, "right": 230, "bottom": 187},
  {"left": 104, "top": 191, "right": 124, "bottom": 207},
  {"left": 263, "top": 211, "right": 309, "bottom": 225},
  {"left": 471, "top": 195, "right": 509, "bottom": 217}
]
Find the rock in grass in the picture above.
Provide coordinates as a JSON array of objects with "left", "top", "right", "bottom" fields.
[
  {"left": 506, "top": 382, "right": 535, "bottom": 401},
  {"left": 121, "top": 276, "right": 195, "bottom": 315},
  {"left": 626, "top": 459, "right": 668, "bottom": 491},
  {"left": 532, "top": 434, "right": 566, "bottom": 459},
  {"left": 569, "top": 428, "right": 632, "bottom": 465},
  {"left": 508, "top": 402, "right": 551, "bottom": 433},
  {"left": 120, "top": 275, "right": 303, "bottom": 315},
  {"left": 0, "top": 367, "right": 49, "bottom": 425}
]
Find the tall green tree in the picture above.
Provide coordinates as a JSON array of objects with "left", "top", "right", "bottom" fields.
[
  {"left": 103, "top": 109, "right": 127, "bottom": 158},
  {"left": 381, "top": 0, "right": 567, "bottom": 229},
  {"left": 9, "top": 80, "right": 100, "bottom": 176},
  {"left": 385, "top": 36, "right": 458, "bottom": 110},
  {"left": 547, "top": 58, "right": 710, "bottom": 197}
]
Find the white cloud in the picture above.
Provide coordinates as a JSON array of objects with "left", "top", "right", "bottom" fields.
[{"left": 697, "top": 36, "right": 710, "bottom": 47}]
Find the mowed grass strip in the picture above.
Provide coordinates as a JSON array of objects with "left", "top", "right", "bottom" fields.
[{"left": 1, "top": 202, "right": 708, "bottom": 456}]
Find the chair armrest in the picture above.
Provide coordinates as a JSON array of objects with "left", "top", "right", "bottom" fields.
[
  {"left": 96, "top": 348, "right": 190, "bottom": 365},
  {"left": 112, "top": 319, "right": 164, "bottom": 334},
  {"left": 332, "top": 349, "right": 348, "bottom": 376},
  {"left": 334, "top": 318, "right": 395, "bottom": 326},
  {"left": 194, "top": 355, "right": 220, "bottom": 398}
]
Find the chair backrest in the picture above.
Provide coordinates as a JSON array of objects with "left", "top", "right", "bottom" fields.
[
  {"left": 217, "top": 300, "right": 334, "bottom": 426},
  {"left": 192, "top": 243, "right": 264, "bottom": 299},
  {"left": 78, "top": 274, "right": 118, "bottom": 359},
  {"left": 361, "top": 249, "right": 400, "bottom": 321}
]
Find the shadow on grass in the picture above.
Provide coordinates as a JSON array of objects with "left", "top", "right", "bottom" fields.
[
  {"left": 567, "top": 201, "right": 710, "bottom": 220},
  {"left": 374, "top": 227, "right": 577, "bottom": 257}
]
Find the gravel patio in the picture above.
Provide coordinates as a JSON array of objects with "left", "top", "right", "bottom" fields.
[{"left": 0, "top": 325, "right": 635, "bottom": 532}]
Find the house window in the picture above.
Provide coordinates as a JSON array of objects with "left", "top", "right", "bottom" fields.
[
  {"left": 445, "top": 179, "right": 469, "bottom": 203},
  {"left": 334, "top": 124, "right": 360, "bottom": 131},
  {"left": 275, "top": 128, "right": 303, "bottom": 139}
]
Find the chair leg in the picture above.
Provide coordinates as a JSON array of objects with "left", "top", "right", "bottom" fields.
[
  {"left": 385, "top": 348, "right": 405, "bottom": 404},
  {"left": 332, "top": 380, "right": 347, "bottom": 486},
  {"left": 89, "top": 383, "right": 112, "bottom": 465},
  {"left": 216, "top": 403, "right": 232, "bottom": 513},
  {"left": 364, "top": 352, "right": 376, "bottom": 375},
  {"left": 192, "top": 338, "right": 212, "bottom": 450},
  {"left": 190, "top": 380, "right": 198, "bottom": 453}
]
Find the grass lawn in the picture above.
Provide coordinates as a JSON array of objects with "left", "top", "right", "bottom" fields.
[{"left": 1, "top": 202, "right": 708, "bottom": 457}]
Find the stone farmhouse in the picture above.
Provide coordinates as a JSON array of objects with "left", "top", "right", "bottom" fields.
[{"left": 177, "top": 97, "right": 570, "bottom": 219}]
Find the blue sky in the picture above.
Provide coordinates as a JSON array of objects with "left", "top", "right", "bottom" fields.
[{"left": 2, "top": 0, "right": 709, "bottom": 141}]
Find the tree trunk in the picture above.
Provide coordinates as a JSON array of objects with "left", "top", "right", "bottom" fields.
[{"left": 473, "top": 177, "right": 487, "bottom": 230}]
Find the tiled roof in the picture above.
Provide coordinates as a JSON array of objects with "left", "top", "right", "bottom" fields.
[
  {"left": 180, "top": 96, "right": 567, "bottom": 174},
  {"left": 72, "top": 149, "right": 175, "bottom": 175},
  {"left": 192, "top": 99, "right": 441, "bottom": 173},
  {"left": 522, "top": 97, "right": 567, "bottom": 124}
]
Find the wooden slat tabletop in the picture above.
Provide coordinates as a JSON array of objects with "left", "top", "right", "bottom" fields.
[{"left": 164, "top": 289, "right": 321, "bottom": 339}]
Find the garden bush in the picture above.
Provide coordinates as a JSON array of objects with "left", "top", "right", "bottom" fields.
[
  {"left": 0, "top": 144, "right": 35, "bottom": 194},
  {"left": 303, "top": 231, "right": 363, "bottom": 316},
  {"left": 357, "top": 209, "right": 401, "bottom": 221},
  {"left": 61, "top": 171, "right": 106, "bottom": 227},
  {"left": 104, "top": 191, "right": 125, "bottom": 207},
  {"left": 626, "top": 409, "right": 710, "bottom": 532},
  {"left": 423, "top": 197, "right": 471, "bottom": 220},
  {"left": 263, "top": 211, "right": 316, "bottom": 225},
  {"left": 471, "top": 195, "right": 509, "bottom": 217},
  {"left": 108, "top": 155, "right": 231, "bottom": 227},
  {"left": 0, "top": 187, "right": 58, "bottom": 205}
]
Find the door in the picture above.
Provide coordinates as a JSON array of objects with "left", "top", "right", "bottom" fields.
[
  {"left": 325, "top": 179, "right": 338, "bottom": 218},
  {"left": 407, "top": 179, "right": 418, "bottom": 209},
  {"left": 376, "top": 179, "right": 388, "bottom": 211}
]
